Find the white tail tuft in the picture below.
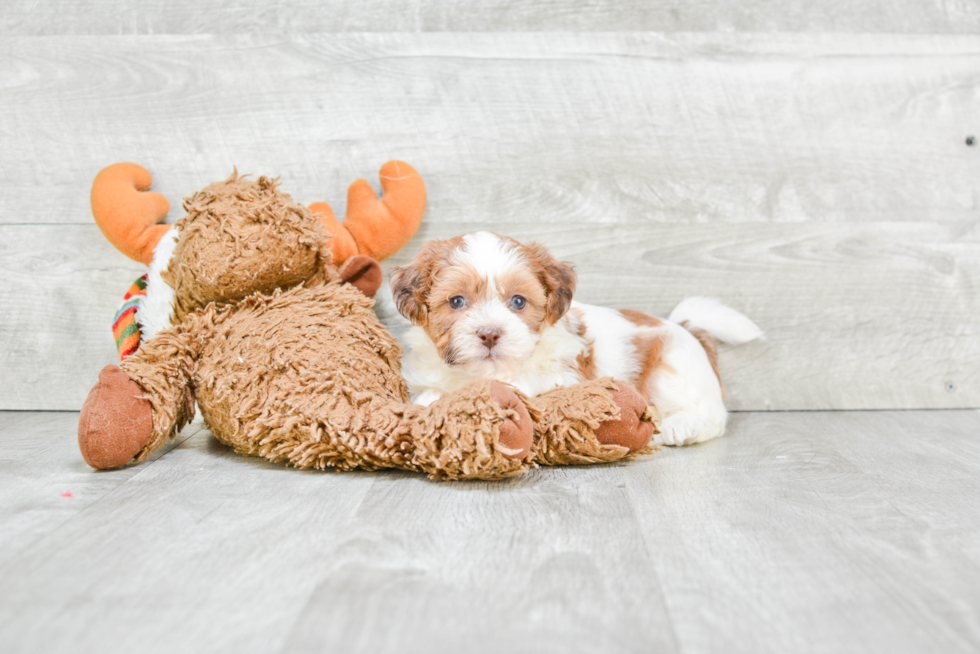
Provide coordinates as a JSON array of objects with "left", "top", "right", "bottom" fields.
[{"left": 668, "top": 297, "right": 764, "bottom": 345}]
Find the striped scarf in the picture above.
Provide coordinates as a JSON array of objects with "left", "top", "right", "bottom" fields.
[{"left": 112, "top": 275, "right": 147, "bottom": 360}]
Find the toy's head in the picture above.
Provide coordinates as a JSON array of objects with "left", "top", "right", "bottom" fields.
[
  {"left": 164, "top": 172, "right": 380, "bottom": 320},
  {"left": 90, "top": 164, "right": 384, "bottom": 324}
]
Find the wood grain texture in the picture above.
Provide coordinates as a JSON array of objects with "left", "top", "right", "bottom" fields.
[
  {"left": 0, "top": 34, "right": 977, "bottom": 227},
  {"left": 624, "top": 409, "right": 980, "bottom": 653},
  {"left": 1, "top": 409, "right": 978, "bottom": 653},
  {"left": 0, "top": 412, "right": 204, "bottom": 570},
  {"left": 2, "top": 0, "right": 979, "bottom": 34},
  {"left": 0, "top": 33, "right": 977, "bottom": 411},
  {"left": 373, "top": 220, "right": 980, "bottom": 412},
  {"left": 2, "top": 216, "right": 979, "bottom": 411},
  {"left": 0, "top": 226, "right": 142, "bottom": 410}
]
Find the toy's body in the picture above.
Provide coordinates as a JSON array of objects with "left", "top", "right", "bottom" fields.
[
  {"left": 78, "top": 162, "right": 655, "bottom": 479},
  {"left": 100, "top": 282, "right": 532, "bottom": 478}
]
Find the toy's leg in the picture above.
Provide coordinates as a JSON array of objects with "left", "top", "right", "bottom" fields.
[
  {"left": 78, "top": 365, "right": 154, "bottom": 469},
  {"left": 78, "top": 322, "right": 200, "bottom": 469},
  {"left": 528, "top": 378, "right": 658, "bottom": 466}
]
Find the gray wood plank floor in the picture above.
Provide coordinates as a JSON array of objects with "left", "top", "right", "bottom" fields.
[{"left": 1, "top": 409, "right": 979, "bottom": 653}]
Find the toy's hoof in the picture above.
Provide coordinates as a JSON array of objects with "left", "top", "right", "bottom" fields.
[
  {"left": 78, "top": 365, "right": 154, "bottom": 469},
  {"left": 594, "top": 381, "right": 656, "bottom": 452},
  {"left": 490, "top": 382, "right": 532, "bottom": 461}
]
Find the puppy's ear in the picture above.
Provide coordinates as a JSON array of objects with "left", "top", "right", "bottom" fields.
[
  {"left": 389, "top": 239, "right": 452, "bottom": 326},
  {"left": 389, "top": 261, "right": 428, "bottom": 325},
  {"left": 525, "top": 242, "right": 576, "bottom": 324}
]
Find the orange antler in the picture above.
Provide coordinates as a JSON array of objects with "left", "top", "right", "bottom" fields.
[
  {"left": 91, "top": 163, "right": 171, "bottom": 265},
  {"left": 310, "top": 160, "right": 426, "bottom": 265}
]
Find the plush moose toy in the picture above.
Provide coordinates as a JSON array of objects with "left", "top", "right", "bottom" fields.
[{"left": 78, "top": 162, "right": 655, "bottom": 479}]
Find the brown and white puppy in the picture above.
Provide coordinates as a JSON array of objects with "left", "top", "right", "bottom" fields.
[{"left": 389, "top": 232, "right": 762, "bottom": 446}]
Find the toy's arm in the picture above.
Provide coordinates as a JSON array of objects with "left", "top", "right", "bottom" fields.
[
  {"left": 355, "top": 379, "right": 653, "bottom": 478},
  {"left": 78, "top": 314, "right": 206, "bottom": 469},
  {"left": 91, "top": 163, "right": 171, "bottom": 265},
  {"left": 309, "top": 160, "right": 426, "bottom": 265},
  {"left": 386, "top": 378, "right": 653, "bottom": 478},
  {"left": 528, "top": 378, "right": 657, "bottom": 466},
  {"left": 406, "top": 381, "right": 533, "bottom": 479},
  {"left": 247, "top": 379, "right": 534, "bottom": 480}
]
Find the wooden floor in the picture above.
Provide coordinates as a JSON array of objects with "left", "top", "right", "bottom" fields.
[{"left": 2, "top": 409, "right": 979, "bottom": 653}]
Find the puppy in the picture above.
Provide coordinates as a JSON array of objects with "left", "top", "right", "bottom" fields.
[{"left": 389, "top": 232, "right": 762, "bottom": 446}]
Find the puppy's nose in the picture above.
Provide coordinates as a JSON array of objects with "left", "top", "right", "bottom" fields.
[{"left": 478, "top": 327, "right": 502, "bottom": 350}]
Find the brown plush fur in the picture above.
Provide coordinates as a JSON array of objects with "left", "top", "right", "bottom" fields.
[
  {"left": 529, "top": 378, "right": 655, "bottom": 466},
  {"left": 122, "top": 283, "right": 532, "bottom": 479},
  {"left": 164, "top": 172, "right": 337, "bottom": 321},
  {"left": 80, "top": 171, "right": 656, "bottom": 479}
]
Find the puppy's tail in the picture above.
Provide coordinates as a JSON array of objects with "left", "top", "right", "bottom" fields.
[{"left": 668, "top": 297, "right": 763, "bottom": 345}]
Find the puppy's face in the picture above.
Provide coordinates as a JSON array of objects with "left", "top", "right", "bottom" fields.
[{"left": 390, "top": 232, "right": 576, "bottom": 376}]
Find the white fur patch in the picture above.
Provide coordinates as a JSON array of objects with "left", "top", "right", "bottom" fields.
[
  {"left": 403, "top": 321, "right": 587, "bottom": 404},
  {"left": 569, "top": 301, "right": 642, "bottom": 382},
  {"left": 650, "top": 298, "right": 763, "bottom": 446},
  {"left": 452, "top": 232, "right": 525, "bottom": 281},
  {"left": 136, "top": 226, "right": 178, "bottom": 341},
  {"left": 648, "top": 321, "right": 729, "bottom": 446}
]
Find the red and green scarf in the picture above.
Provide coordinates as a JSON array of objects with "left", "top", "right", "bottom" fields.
[{"left": 112, "top": 275, "right": 147, "bottom": 360}]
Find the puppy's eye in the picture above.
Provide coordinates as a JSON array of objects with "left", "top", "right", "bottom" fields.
[
  {"left": 510, "top": 295, "right": 527, "bottom": 310},
  {"left": 449, "top": 295, "right": 467, "bottom": 310}
]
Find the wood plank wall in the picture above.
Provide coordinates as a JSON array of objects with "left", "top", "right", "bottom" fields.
[
  {"left": 3, "top": 1, "right": 979, "bottom": 34},
  {"left": 0, "top": 7, "right": 978, "bottom": 411}
]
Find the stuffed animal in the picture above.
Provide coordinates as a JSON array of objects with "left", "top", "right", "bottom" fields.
[{"left": 78, "top": 163, "right": 656, "bottom": 479}]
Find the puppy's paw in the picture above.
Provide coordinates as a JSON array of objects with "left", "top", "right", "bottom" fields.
[{"left": 653, "top": 412, "right": 715, "bottom": 447}]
